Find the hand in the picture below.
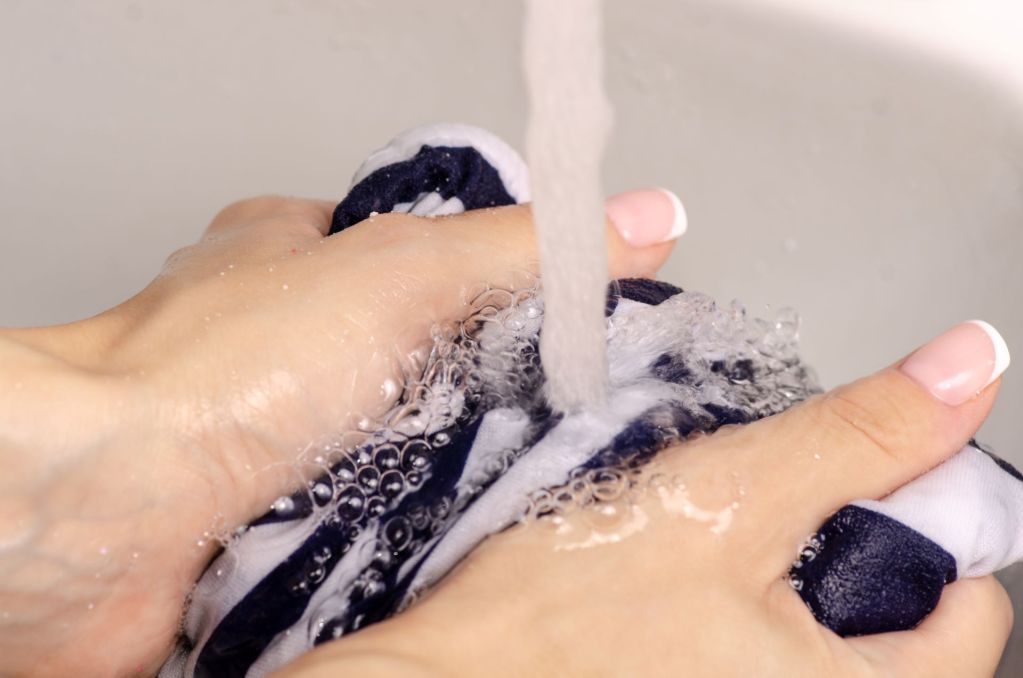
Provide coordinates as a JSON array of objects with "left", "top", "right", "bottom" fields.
[
  {"left": 277, "top": 319, "right": 1013, "bottom": 676},
  {"left": 0, "top": 194, "right": 674, "bottom": 676}
]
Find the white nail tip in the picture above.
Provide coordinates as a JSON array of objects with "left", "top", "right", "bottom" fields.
[
  {"left": 656, "top": 187, "right": 688, "bottom": 240},
  {"left": 968, "top": 319, "right": 1011, "bottom": 386}
]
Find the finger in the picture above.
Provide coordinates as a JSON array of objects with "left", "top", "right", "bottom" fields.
[
  {"left": 204, "top": 196, "right": 336, "bottom": 237},
  {"left": 696, "top": 321, "right": 1010, "bottom": 565},
  {"left": 326, "top": 187, "right": 684, "bottom": 311},
  {"left": 448, "top": 190, "right": 682, "bottom": 281},
  {"left": 845, "top": 576, "right": 1013, "bottom": 677}
]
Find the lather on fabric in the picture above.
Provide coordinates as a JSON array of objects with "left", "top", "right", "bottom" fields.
[{"left": 160, "top": 125, "right": 1023, "bottom": 678}]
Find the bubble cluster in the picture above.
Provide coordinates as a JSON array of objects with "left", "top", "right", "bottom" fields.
[
  {"left": 792, "top": 533, "right": 826, "bottom": 570},
  {"left": 208, "top": 283, "right": 820, "bottom": 647},
  {"left": 788, "top": 532, "right": 829, "bottom": 594},
  {"left": 525, "top": 466, "right": 635, "bottom": 521}
]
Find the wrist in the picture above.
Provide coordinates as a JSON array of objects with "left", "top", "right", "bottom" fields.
[{"left": 0, "top": 321, "right": 217, "bottom": 674}]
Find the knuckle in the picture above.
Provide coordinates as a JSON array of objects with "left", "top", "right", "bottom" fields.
[
  {"left": 218, "top": 194, "right": 286, "bottom": 218},
  {"left": 207, "top": 195, "right": 288, "bottom": 232},
  {"left": 815, "top": 386, "right": 914, "bottom": 465},
  {"left": 161, "top": 243, "right": 199, "bottom": 271},
  {"left": 208, "top": 195, "right": 333, "bottom": 239}
]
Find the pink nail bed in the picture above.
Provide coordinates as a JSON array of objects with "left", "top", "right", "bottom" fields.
[{"left": 900, "top": 320, "right": 1011, "bottom": 406}]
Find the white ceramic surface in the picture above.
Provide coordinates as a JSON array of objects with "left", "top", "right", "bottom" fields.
[{"left": 0, "top": 1, "right": 1019, "bottom": 671}]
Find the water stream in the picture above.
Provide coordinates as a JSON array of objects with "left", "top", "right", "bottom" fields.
[{"left": 524, "top": 0, "right": 613, "bottom": 412}]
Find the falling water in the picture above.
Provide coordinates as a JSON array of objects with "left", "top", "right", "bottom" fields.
[{"left": 523, "top": 0, "right": 613, "bottom": 412}]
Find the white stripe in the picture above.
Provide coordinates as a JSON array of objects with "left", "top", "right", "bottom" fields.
[
  {"left": 393, "top": 192, "right": 466, "bottom": 217},
  {"left": 162, "top": 513, "right": 323, "bottom": 678},
  {"left": 246, "top": 528, "right": 378, "bottom": 677},
  {"left": 853, "top": 445, "right": 1023, "bottom": 578},
  {"left": 402, "top": 381, "right": 673, "bottom": 599}
]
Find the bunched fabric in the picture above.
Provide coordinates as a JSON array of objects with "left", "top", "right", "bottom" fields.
[{"left": 161, "top": 125, "right": 1023, "bottom": 678}]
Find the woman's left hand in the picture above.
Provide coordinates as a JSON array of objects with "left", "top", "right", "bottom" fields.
[{"left": 0, "top": 192, "right": 675, "bottom": 676}]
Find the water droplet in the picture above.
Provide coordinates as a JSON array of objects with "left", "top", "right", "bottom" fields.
[
  {"left": 384, "top": 517, "right": 413, "bottom": 551},
  {"left": 306, "top": 565, "right": 327, "bottom": 585},
  {"left": 378, "top": 378, "right": 399, "bottom": 401},
  {"left": 357, "top": 466, "right": 380, "bottom": 490},
  {"left": 335, "top": 457, "right": 357, "bottom": 483},
  {"left": 337, "top": 486, "right": 366, "bottom": 521},
  {"left": 401, "top": 440, "right": 432, "bottom": 472},
  {"left": 430, "top": 497, "right": 452, "bottom": 520},
  {"left": 366, "top": 496, "right": 387, "bottom": 517},
  {"left": 271, "top": 496, "right": 296, "bottom": 515},
  {"left": 408, "top": 503, "right": 429, "bottom": 529},
  {"left": 379, "top": 470, "right": 405, "bottom": 498},
  {"left": 312, "top": 482, "right": 333, "bottom": 504},
  {"left": 373, "top": 445, "right": 400, "bottom": 470}
]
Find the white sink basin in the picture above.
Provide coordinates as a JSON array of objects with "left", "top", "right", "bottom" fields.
[{"left": 0, "top": 0, "right": 1019, "bottom": 671}]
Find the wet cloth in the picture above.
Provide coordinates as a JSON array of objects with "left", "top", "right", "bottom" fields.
[{"left": 160, "top": 125, "right": 1023, "bottom": 678}]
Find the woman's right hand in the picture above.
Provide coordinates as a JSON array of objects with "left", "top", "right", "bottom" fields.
[{"left": 280, "top": 320, "right": 1013, "bottom": 677}]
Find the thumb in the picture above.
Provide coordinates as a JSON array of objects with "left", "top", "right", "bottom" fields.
[
  {"left": 443, "top": 187, "right": 685, "bottom": 285},
  {"left": 715, "top": 320, "right": 1011, "bottom": 570},
  {"left": 328, "top": 188, "right": 685, "bottom": 321}
]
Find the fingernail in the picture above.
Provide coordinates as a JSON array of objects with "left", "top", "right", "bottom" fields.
[
  {"left": 900, "top": 320, "right": 1011, "bottom": 405},
  {"left": 605, "top": 188, "right": 687, "bottom": 248}
]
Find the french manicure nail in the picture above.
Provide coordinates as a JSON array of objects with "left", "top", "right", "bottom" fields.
[
  {"left": 900, "top": 320, "right": 1011, "bottom": 406},
  {"left": 605, "top": 188, "right": 687, "bottom": 248}
]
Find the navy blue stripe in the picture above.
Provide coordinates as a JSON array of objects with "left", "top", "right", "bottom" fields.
[
  {"left": 330, "top": 145, "right": 517, "bottom": 234},
  {"left": 605, "top": 279, "right": 684, "bottom": 316},
  {"left": 312, "top": 416, "right": 489, "bottom": 644},
  {"left": 583, "top": 403, "right": 713, "bottom": 471},
  {"left": 793, "top": 505, "right": 957, "bottom": 637},
  {"left": 195, "top": 418, "right": 478, "bottom": 676}
]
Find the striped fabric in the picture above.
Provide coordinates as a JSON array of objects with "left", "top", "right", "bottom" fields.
[{"left": 161, "top": 125, "right": 1022, "bottom": 677}]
